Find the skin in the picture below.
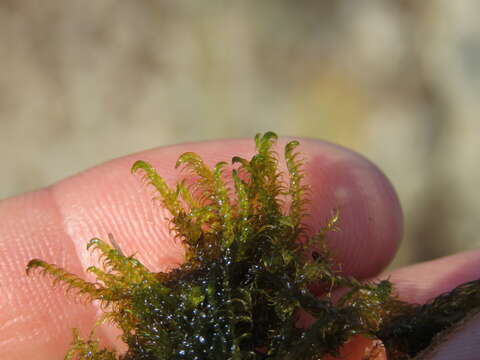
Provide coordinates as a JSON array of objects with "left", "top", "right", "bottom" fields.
[{"left": 0, "top": 137, "right": 479, "bottom": 360}]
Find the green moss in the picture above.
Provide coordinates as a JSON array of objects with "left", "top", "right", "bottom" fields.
[{"left": 27, "top": 132, "right": 480, "bottom": 359}]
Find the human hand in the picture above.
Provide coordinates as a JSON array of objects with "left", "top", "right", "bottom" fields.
[{"left": 1, "top": 137, "right": 479, "bottom": 359}]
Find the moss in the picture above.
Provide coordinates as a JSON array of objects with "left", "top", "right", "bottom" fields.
[{"left": 27, "top": 132, "right": 480, "bottom": 359}]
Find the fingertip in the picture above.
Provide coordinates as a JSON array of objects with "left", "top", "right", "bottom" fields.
[
  {"left": 299, "top": 139, "right": 403, "bottom": 278},
  {"left": 323, "top": 336, "right": 387, "bottom": 360}
]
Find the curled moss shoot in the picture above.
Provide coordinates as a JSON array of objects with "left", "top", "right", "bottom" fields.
[{"left": 27, "top": 132, "right": 480, "bottom": 359}]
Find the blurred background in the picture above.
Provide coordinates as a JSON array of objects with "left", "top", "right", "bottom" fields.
[{"left": 1, "top": 1, "right": 479, "bottom": 268}]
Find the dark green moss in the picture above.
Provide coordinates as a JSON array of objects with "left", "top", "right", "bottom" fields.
[{"left": 27, "top": 132, "right": 480, "bottom": 359}]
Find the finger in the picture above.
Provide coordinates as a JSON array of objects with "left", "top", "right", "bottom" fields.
[
  {"left": 379, "top": 249, "right": 480, "bottom": 360},
  {"left": 331, "top": 250, "right": 480, "bottom": 360},
  {"left": 300, "top": 138, "right": 402, "bottom": 278},
  {"left": 0, "top": 137, "right": 402, "bottom": 358},
  {"left": 385, "top": 249, "right": 480, "bottom": 304},
  {"left": 55, "top": 137, "right": 402, "bottom": 277},
  {"left": 324, "top": 336, "right": 387, "bottom": 360}
]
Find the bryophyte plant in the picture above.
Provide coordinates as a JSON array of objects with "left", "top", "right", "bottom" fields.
[{"left": 27, "top": 132, "right": 480, "bottom": 359}]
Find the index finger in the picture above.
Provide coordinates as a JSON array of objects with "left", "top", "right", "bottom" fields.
[{"left": 0, "top": 137, "right": 402, "bottom": 358}]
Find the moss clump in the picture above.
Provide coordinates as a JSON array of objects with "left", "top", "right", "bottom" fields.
[{"left": 27, "top": 132, "right": 480, "bottom": 359}]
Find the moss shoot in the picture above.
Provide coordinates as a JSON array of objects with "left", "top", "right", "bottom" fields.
[{"left": 27, "top": 132, "right": 480, "bottom": 359}]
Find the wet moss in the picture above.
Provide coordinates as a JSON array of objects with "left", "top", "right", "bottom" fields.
[{"left": 27, "top": 132, "right": 480, "bottom": 359}]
